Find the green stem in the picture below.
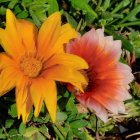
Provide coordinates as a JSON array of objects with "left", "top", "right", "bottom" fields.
[
  {"left": 53, "top": 125, "right": 65, "bottom": 140},
  {"left": 1, "top": 124, "right": 10, "bottom": 140},
  {"left": 111, "top": 0, "right": 130, "bottom": 14},
  {"left": 115, "top": 21, "right": 140, "bottom": 28},
  {"left": 95, "top": 0, "right": 102, "bottom": 11},
  {"left": 55, "top": 124, "right": 67, "bottom": 137}
]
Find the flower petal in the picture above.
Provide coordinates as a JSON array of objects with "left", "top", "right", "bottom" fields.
[
  {"left": 86, "top": 98, "right": 108, "bottom": 122},
  {"left": 21, "top": 94, "right": 32, "bottom": 123},
  {"left": 92, "top": 93, "right": 125, "bottom": 114},
  {"left": 30, "top": 77, "right": 57, "bottom": 123},
  {"left": 43, "top": 65, "right": 87, "bottom": 92},
  {"left": 37, "top": 12, "right": 61, "bottom": 58},
  {"left": 30, "top": 78, "right": 44, "bottom": 117},
  {"left": 42, "top": 79, "right": 57, "bottom": 123},
  {"left": 44, "top": 53, "right": 88, "bottom": 70},
  {"left": 17, "top": 19, "right": 38, "bottom": 54},
  {"left": 52, "top": 23, "right": 78, "bottom": 53},
  {"left": 0, "top": 9, "right": 25, "bottom": 58},
  {"left": 15, "top": 74, "right": 32, "bottom": 122},
  {"left": 0, "top": 53, "right": 16, "bottom": 68},
  {"left": 0, "top": 67, "right": 17, "bottom": 96}
]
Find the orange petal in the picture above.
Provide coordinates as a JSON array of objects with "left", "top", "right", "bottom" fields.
[
  {"left": 30, "top": 78, "right": 44, "bottom": 117},
  {"left": 37, "top": 12, "right": 61, "bottom": 58},
  {"left": 1, "top": 9, "right": 26, "bottom": 58},
  {"left": 15, "top": 74, "right": 32, "bottom": 123},
  {"left": 44, "top": 53, "right": 88, "bottom": 70},
  {"left": 17, "top": 19, "right": 38, "bottom": 54},
  {"left": 21, "top": 94, "right": 32, "bottom": 123},
  {"left": 43, "top": 65, "right": 87, "bottom": 92},
  {"left": 51, "top": 23, "right": 78, "bottom": 53},
  {"left": 0, "top": 53, "right": 16, "bottom": 68},
  {"left": 30, "top": 78, "right": 57, "bottom": 123},
  {"left": 42, "top": 79, "right": 57, "bottom": 123},
  {"left": 0, "top": 67, "right": 18, "bottom": 96}
]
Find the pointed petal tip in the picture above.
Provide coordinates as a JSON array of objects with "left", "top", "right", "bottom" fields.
[
  {"left": 50, "top": 11, "right": 61, "bottom": 20},
  {"left": 50, "top": 114, "right": 56, "bottom": 123},
  {"left": 34, "top": 111, "right": 39, "bottom": 118},
  {"left": 6, "top": 9, "right": 14, "bottom": 17}
]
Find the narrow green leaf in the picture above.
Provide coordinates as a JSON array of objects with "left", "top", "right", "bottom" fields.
[
  {"left": 120, "top": 4, "right": 140, "bottom": 23},
  {"left": 8, "top": 0, "right": 19, "bottom": 9},
  {"left": 69, "top": 0, "right": 98, "bottom": 19},
  {"left": 48, "top": 0, "right": 59, "bottom": 15},
  {"left": 111, "top": 0, "right": 130, "bottom": 14},
  {"left": 66, "top": 130, "right": 73, "bottom": 140},
  {"left": 29, "top": 9, "right": 41, "bottom": 27},
  {"left": 66, "top": 95, "right": 78, "bottom": 113},
  {"left": 17, "top": 10, "right": 29, "bottom": 18},
  {"left": 102, "top": 0, "right": 111, "bottom": 11},
  {"left": 64, "top": 12, "right": 78, "bottom": 29}
]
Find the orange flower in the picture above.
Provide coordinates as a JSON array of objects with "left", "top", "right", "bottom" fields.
[
  {"left": 0, "top": 9, "right": 88, "bottom": 123},
  {"left": 66, "top": 29, "right": 134, "bottom": 122}
]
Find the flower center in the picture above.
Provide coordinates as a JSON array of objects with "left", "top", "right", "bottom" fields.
[
  {"left": 20, "top": 55, "right": 42, "bottom": 78},
  {"left": 80, "top": 69, "right": 93, "bottom": 92}
]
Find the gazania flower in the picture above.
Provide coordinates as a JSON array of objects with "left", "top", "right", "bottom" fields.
[
  {"left": 66, "top": 29, "right": 134, "bottom": 122},
  {"left": 0, "top": 9, "right": 88, "bottom": 123}
]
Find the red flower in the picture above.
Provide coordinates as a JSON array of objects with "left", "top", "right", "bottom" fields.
[{"left": 66, "top": 29, "right": 134, "bottom": 122}]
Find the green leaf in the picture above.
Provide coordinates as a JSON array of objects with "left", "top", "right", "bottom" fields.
[
  {"left": 0, "top": 133, "right": 6, "bottom": 139},
  {"left": 22, "top": 0, "right": 32, "bottom": 6},
  {"left": 5, "top": 119, "right": 14, "bottom": 128},
  {"left": 85, "top": 131, "right": 95, "bottom": 140},
  {"left": 8, "top": 129, "right": 18, "bottom": 136},
  {"left": 36, "top": 132, "right": 46, "bottom": 140},
  {"left": 16, "top": 10, "right": 29, "bottom": 18},
  {"left": 64, "top": 12, "right": 78, "bottom": 29},
  {"left": 0, "top": 0, "right": 11, "bottom": 3},
  {"left": 69, "top": 0, "right": 98, "bottom": 19},
  {"left": 72, "top": 128, "right": 86, "bottom": 140},
  {"left": 56, "top": 112, "right": 68, "bottom": 122},
  {"left": 8, "top": 104, "right": 17, "bottom": 118},
  {"left": 66, "top": 130, "right": 73, "bottom": 140},
  {"left": 66, "top": 95, "right": 78, "bottom": 114},
  {"left": 111, "top": 0, "right": 130, "bottom": 14},
  {"left": 70, "top": 120, "right": 88, "bottom": 129},
  {"left": 129, "top": 31, "right": 140, "bottom": 58},
  {"left": 19, "top": 123, "right": 26, "bottom": 135},
  {"left": 0, "top": 6, "right": 6, "bottom": 15},
  {"left": 38, "top": 125, "right": 49, "bottom": 138},
  {"left": 29, "top": 9, "right": 41, "bottom": 27},
  {"left": 102, "top": 0, "right": 111, "bottom": 11},
  {"left": 120, "top": 4, "right": 140, "bottom": 23},
  {"left": 23, "top": 127, "right": 38, "bottom": 138},
  {"left": 8, "top": 0, "right": 19, "bottom": 9},
  {"left": 14, "top": 5, "right": 22, "bottom": 14},
  {"left": 48, "top": 0, "right": 59, "bottom": 15}
]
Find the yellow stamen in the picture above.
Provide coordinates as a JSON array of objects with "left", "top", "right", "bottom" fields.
[{"left": 20, "top": 55, "right": 42, "bottom": 78}]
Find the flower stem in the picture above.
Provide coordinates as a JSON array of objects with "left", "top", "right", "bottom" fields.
[
  {"left": 115, "top": 21, "right": 140, "bottom": 28},
  {"left": 53, "top": 125, "right": 65, "bottom": 140}
]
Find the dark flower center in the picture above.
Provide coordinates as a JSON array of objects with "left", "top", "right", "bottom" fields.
[{"left": 80, "top": 69, "right": 94, "bottom": 92}]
